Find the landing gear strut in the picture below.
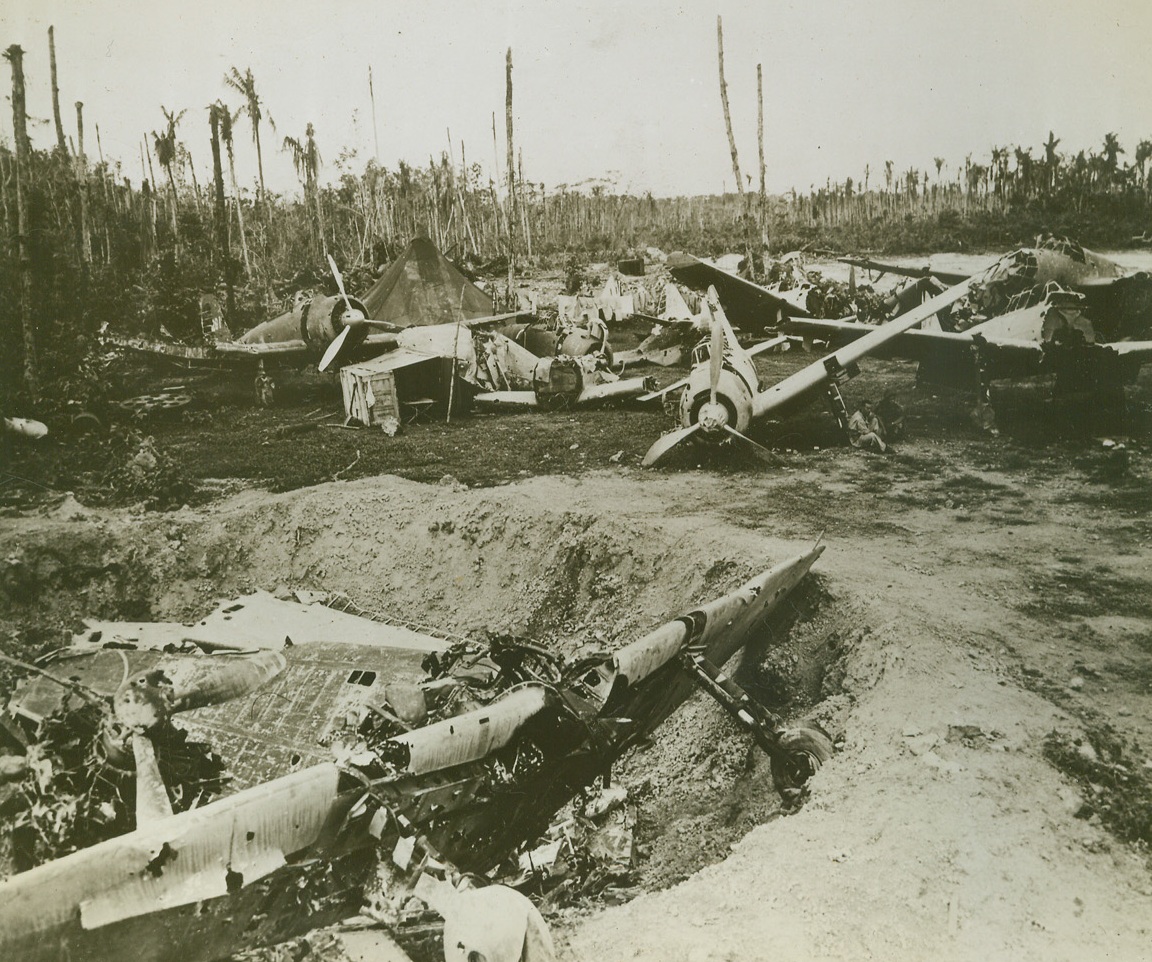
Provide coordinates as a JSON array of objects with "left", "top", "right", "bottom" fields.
[{"left": 680, "top": 645, "right": 834, "bottom": 803}]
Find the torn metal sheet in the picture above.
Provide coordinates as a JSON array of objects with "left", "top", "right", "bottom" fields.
[{"left": 74, "top": 591, "right": 452, "bottom": 654}]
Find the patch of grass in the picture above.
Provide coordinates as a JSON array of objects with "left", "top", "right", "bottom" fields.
[
  {"left": 1060, "top": 479, "right": 1152, "bottom": 515},
  {"left": 1044, "top": 728, "right": 1152, "bottom": 850},
  {"left": 945, "top": 471, "right": 1012, "bottom": 493},
  {"left": 1018, "top": 564, "right": 1152, "bottom": 620}
]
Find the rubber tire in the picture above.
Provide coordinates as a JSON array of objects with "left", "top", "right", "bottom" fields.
[{"left": 771, "top": 724, "right": 834, "bottom": 800}]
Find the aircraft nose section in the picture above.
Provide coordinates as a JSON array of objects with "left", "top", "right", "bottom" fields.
[{"left": 697, "top": 400, "right": 729, "bottom": 433}]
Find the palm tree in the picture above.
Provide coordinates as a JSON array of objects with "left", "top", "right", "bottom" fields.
[
  {"left": 1102, "top": 132, "right": 1124, "bottom": 172},
  {"left": 152, "top": 106, "right": 185, "bottom": 239},
  {"left": 1013, "top": 146, "right": 1034, "bottom": 198},
  {"left": 224, "top": 67, "right": 272, "bottom": 206},
  {"left": 1101, "top": 132, "right": 1125, "bottom": 190},
  {"left": 283, "top": 122, "right": 325, "bottom": 253},
  {"left": 1135, "top": 140, "right": 1152, "bottom": 191}
]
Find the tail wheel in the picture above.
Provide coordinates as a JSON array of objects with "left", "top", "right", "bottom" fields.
[
  {"left": 771, "top": 724, "right": 834, "bottom": 801},
  {"left": 70, "top": 411, "right": 105, "bottom": 436}
]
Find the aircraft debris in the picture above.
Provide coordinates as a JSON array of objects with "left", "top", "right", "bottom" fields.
[
  {"left": 474, "top": 352, "right": 654, "bottom": 410},
  {"left": 2, "top": 417, "right": 48, "bottom": 440},
  {"left": 794, "top": 236, "right": 1152, "bottom": 408},
  {"left": 0, "top": 549, "right": 830, "bottom": 962},
  {"left": 557, "top": 274, "right": 639, "bottom": 325}
]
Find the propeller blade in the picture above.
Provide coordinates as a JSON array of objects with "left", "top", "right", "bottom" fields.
[
  {"left": 319, "top": 326, "right": 351, "bottom": 372},
  {"left": 721, "top": 424, "right": 782, "bottom": 465},
  {"left": 641, "top": 423, "right": 701, "bottom": 467},
  {"left": 166, "top": 650, "right": 288, "bottom": 714},
  {"left": 709, "top": 309, "right": 724, "bottom": 405},
  {"left": 327, "top": 254, "right": 354, "bottom": 313},
  {"left": 114, "top": 651, "right": 288, "bottom": 729},
  {"left": 319, "top": 323, "right": 370, "bottom": 372},
  {"left": 132, "top": 732, "right": 174, "bottom": 824}
]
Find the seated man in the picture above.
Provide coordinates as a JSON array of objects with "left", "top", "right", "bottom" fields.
[{"left": 848, "top": 399, "right": 887, "bottom": 453}]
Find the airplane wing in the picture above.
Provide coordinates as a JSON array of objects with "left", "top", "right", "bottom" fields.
[
  {"left": 1107, "top": 340, "right": 1152, "bottom": 358},
  {"left": 667, "top": 252, "right": 812, "bottom": 327},
  {"left": 783, "top": 316, "right": 979, "bottom": 362},
  {"left": 838, "top": 256, "right": 970, "bottom": 286},
  {"left": 783, "top": 301, "right": 1152, "bottom": 387},
  {"left": 577, "top": 375, "right": 654, "bottom": 403},
  {"left": 751, "top": 274, "right": 981, "bottom": 420},
  {"left": 212, "top": 339, "right": 309, "bottom": 357},
  {"left": 461, "top": 311, "right": 532, "bottom": 330},
  {"left": 473, "top": 391, "right": 539, "bottom": 407},
  {"left": 109, "top": 335, "right": 230, "bottom": 362},
  {"left": 746, "top": 334, "right": 792, "bottom": 357},
  {"left": 15, "top": 592, "right": 453, "bottom": 793}
]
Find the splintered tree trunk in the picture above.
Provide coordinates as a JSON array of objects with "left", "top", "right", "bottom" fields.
[
  {"left": 48, "top": 27, "right": 67, "bottom": 154},
  {"left": 226, "top": 147, "right": 250, "bottom": 275},
  {"left": 209, "top": 108, "right": 234, "bottom": 324},
  {"left": 369, "top": 66, "right": 380, "bottom": 164},
  {"left": 505, "top": 47, "right": 516, "bottom": 293},
  {"left": 75, "top": 102, "right": 92, "bottom": 263},
  {"left": 757, "top": 63, "right": 767, "bottom": 245},
  {"left": 6, "top": 45, "right": 37, "bottom": 400},
  {"left": 184, "top": 147, "right": 204, "bottom": 217},
  {"left": 518, "top": 148, "right": 532, "bottom": 260},
  {"left": 716, "top": 17, "right": 743, "bottom": 200},
  {"left": 716, "top": 17, "right": 754, "bottom": 267}
]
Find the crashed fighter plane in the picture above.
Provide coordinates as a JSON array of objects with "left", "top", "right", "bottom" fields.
[
  {"left": 0, "top": 549, "right": 830, "bottom": 962},
  {"left": 641, "top": 278, "right": 974, "bottom": 466},
  {"left": 789, "top": 236, "right": 1152, "bottom": 404},
  {"left": 111, "top": 238, "right": 523, "bottom": 401}
]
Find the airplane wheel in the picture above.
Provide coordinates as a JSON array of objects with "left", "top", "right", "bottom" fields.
[
  {"left": 70, "top": 411, "right": 105, "bottom": 436},
  {"left": 771, "top": 724, "right": 834, "bottom": 800}
]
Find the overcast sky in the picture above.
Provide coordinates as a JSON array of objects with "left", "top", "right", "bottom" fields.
[{"left": 1, "top": 0, "right": 1149, "bottom": 199}]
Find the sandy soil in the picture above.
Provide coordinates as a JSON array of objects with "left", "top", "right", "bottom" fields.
[{"left": 2, "top": 415, "right": 1150, "bottom": 961}]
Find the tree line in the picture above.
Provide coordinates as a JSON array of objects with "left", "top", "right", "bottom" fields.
[{"left": 2, "top": 35, "right": 1150, "bottom": 413}]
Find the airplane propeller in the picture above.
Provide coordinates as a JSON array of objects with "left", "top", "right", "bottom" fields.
[
  {"left": 109, "top": 652, "right": 287, "bottom": 824},
  {"left": 642, "top": 296, "right": 782, "bottom": 468},
  {"left": 640, "top": 422, "right": 701, "bottom": 466},
  {"left": 720, "top": 424, "right": 779, "bottom": 464},
  {"left": 709, "top": 308, "right": 724, "bottom": 406}
]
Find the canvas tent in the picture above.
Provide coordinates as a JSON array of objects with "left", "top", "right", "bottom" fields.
[{"left": 360, "top": 237, "right": 493, "bottom": 327}]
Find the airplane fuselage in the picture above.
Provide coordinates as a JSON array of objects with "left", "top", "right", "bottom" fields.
[{"left": 235, "top": 294, "right": 368, "bottom": 355}]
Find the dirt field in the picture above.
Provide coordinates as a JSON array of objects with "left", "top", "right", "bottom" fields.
[{"left": 2, "top": 256, "right": 1152, "bottom": 961}]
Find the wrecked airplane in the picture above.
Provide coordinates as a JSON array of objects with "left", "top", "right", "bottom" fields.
[
  {"left": 0, "top": 550, "right": 831, "bottom": 962},
  {"left": 473, "top": 350, "right": 655, "bottom": 410},
  {"left": 788, "top": 236, "right": 1152, "bottom": 407},
  {"left": 109, "top": 238, "right": 521, "bottom": 404},
  {"left": 641, "top": 275, "right": 983, "bottom": 466}
]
